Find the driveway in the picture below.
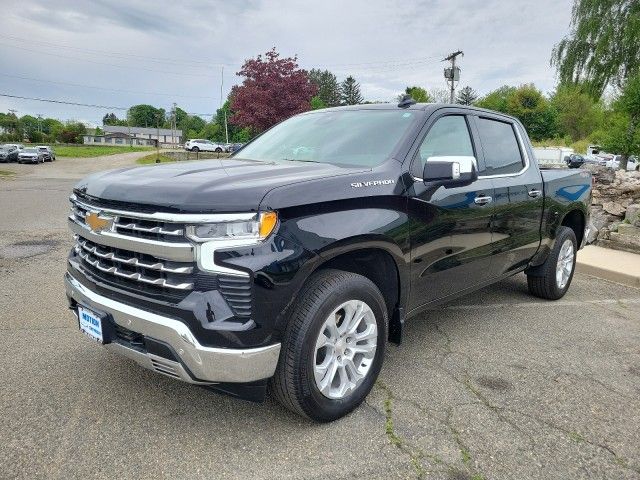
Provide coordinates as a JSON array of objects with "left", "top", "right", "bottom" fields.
[{"left": 1, "top": 156, "right": 639, "bottom": 479}]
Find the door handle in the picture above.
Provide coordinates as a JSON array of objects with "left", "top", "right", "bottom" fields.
[
  {"left": 528, "top": 189, "right": 542, "bottom": 198},
  {"left": 474, "top": 195, "right": 493, "bottom": 205}
]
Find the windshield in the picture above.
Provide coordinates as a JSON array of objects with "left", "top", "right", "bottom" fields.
[
  {"left": 235, "top": 109, "right": 419, "bottom": 167},
  {"left": 24, "top": 148, "right": 37, "bottom": 153}
]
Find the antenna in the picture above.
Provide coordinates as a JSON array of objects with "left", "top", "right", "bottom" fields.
[{"left": 398, "top": 94, "right": 417, "bottom": 108}]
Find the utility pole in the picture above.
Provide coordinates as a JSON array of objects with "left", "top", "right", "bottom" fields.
[
  {"left": 221, "top": 66, "right": 229, "bottom": 144},
  {"left": 8, "top": 109, "right": 17, "bottom": 136},
  {"left": 171, "top": 102, "right": 177, "bottom": 149},
  {"left": 443, "top": 50, "right": 463, "bottom": 103},
  {"left": 37, "top": 114, "right": 42, "bottom": 134}
]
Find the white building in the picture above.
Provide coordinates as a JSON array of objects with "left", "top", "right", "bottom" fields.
[{"left": 83, "top": 126, "right": 183, "bottom": 147}]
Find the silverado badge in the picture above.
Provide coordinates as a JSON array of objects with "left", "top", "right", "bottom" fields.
[{"left": 85, "top": 212, "right": 114, "bottom": 233}]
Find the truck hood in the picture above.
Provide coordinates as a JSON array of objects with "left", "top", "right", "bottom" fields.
[{"left": 74, "top": 158, "right": 367, "bottom": 213}]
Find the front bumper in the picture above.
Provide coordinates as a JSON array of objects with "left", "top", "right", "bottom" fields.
[{"left": 64, "top": 273, "right": 281, "bottom": 384}]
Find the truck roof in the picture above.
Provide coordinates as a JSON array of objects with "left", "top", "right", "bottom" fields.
[{"left": 305, "top": 102, "right": 521, "bottom": 123}]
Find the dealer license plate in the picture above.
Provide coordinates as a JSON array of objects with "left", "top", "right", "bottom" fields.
[{"left": 78, "top": 305, "right": 104, "bottom": 343}]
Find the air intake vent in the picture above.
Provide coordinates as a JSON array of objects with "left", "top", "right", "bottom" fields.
[
  {"left": 218, "top": 274, "right": 252, "bottom": 318},
  {"left": 150, "top": 358, "right": 182, "bottom": 379}
]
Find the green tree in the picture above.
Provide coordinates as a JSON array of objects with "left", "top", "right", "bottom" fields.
[
  {"left": 398, "top": 86, "right": 431, "bottom": 103},
  {"left": 103, "top": 113, "right": 120, "bottom": 125},
  {"left": 310, "top": 95, "right": 326, "bottom": 110},
  {"left": 478, "top": 85, "right": 557, "bottom": 141},
  {"left": 58, "top": 122, "right": 87, "bottom": 143},
  {"left": 19, "top": 115, "right": 39, "bottom": 142},
  {"left": 456, "top": 86, "right": 478, "bottom": 105},
  {"left": 178, "top": 112, "right": 206, "bottom": 137},
  {"left": 340, "top": 76, "right": 363, "bottom": 105},
  {"left": 506, "top": 84, "right": 557, "bottom": 141},
  {"left": 476, "top": 85, "right": 516, "bottom": 112},
  {"left": 309, "top": 69, "right": 341, "bottom": 107},
  {"left": 127, "top": 105, "right": 166, "bottom": 127},
  {"left": 551, "top": 84, "right": 604, "bottom": 141},
  {"left": 552, "top": 0, "right": 640, "bottom": 98},
  {"left": 600, "top": 74, "right": 640, "bottom": 169},
  {"left": 0, "top": 112, "right": 19, "bottom": 136}
]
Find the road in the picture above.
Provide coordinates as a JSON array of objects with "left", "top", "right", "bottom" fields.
[{"left": 1, "top": 155, "right": 639, "bottom": 480}]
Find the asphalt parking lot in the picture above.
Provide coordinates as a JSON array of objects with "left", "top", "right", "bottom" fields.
[{"left": 1, "top": 155, "right": 639, "bottom": 480}]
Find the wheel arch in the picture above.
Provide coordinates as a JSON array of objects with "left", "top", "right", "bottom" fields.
[
  {"left": 305, "top": 240, "right": 408, "bottom": 344},
  {"left": 560, "top": 208, "right": 585, "bottom": 248}
]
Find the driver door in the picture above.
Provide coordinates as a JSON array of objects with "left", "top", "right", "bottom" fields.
[{"left": 406, "top": 112, "right": 495, "bottom": 310}]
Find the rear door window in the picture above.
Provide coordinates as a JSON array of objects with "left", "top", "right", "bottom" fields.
[{"left": 476, "top": 118, "right": 524, "bottom": 176}]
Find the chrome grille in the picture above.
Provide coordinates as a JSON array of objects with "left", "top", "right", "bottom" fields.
[
  {"left": 74, "top": 237, "right": 194, "bottom": 290},
  {"left": 70, "top": 196, "right": 187, "bottom": 243}
]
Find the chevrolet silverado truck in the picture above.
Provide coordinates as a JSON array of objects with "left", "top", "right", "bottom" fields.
[{"left": 65, "top": 102, "right": 592, "bottom": 422}]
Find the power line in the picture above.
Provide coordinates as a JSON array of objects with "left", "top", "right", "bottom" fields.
[
  {"left": 0, "top": 43, "right": 219, "bottom": 78},
  {"left": 0, "top": 38, "right": 446, "bottom": 75},
  {"left": 0, "top": 33, "right": 238, "bottom": 69},
  {"left": 0, "top": 72, "right": 217, "bottom": 100},
  {"left": 0, "top": 33, "right": 447, "bottom": 71},
  {"left": 0, "top": 93, "right": 215, "bottom": 116}
]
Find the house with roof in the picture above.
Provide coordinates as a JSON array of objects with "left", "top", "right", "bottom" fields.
[{"left": 82, "top": 126, "right": 183, "bottom": 147}]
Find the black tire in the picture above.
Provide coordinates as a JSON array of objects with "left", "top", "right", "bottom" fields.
[
  {"left": 215, "top": 147, "right": 222, "bottom": 153},
  {"left": 192, "top": 147, "right": 199, "bottom": 152},
  {"left": 270, "top": 269, "right": 388, "bottom": 422},
  {"left": 527, "top": 226, "right": 577, "bottom": 300}
]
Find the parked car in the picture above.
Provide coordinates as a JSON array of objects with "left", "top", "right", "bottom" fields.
[
  {"left": 18, "top": 148, "right": 46, "bottom": 164},
  {"left": 565, "top": 153, "right": 585, "bottom": 168},
  {"left": 228, "top": 142, "right": 245, "bottom": 153},
  {"left": 65, "top": 104, "right": 592, "bottom": 422},
  {"left": 532, "top": 146, "right": 574, "bottom": 167},
  {"left": 606, "top": 155, "right": 639, "bottom": 171},
  {"left": 184, "top": 139, "right": 226, "bottom": 153},
  {"left": 4, "top": 143, "right": 24, "bottom": 152},
  {"left": 0, "top": 146, "right": 19, "bottom": 162},
  {"left": 36, "top": 146, "right": 56, "bottom": 162}
]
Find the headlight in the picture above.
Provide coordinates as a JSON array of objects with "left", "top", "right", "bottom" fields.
[{"left": 186, "top": 211, "right": 278, "bottom": 242}]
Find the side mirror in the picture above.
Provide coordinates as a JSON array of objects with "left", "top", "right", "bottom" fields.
[{"left": 423, "top": 155, "right": 478, "bottom": 186}]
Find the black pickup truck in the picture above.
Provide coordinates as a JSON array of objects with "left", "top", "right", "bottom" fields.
[{"left": 65, "top": 103, "right": 592, "bottom": 421}]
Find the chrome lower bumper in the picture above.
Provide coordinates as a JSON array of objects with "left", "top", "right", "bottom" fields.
[{"left": 64, "top": 273, "right": 281, "bottom": 384}]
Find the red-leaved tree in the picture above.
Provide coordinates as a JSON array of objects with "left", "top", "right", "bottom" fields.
[{"left": 230, "top": 48, "right": 317, "bottom": 132}]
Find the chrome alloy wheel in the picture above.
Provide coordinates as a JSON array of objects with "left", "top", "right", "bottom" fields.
[
  {"left": 313, "top": 300, "right": 378, "bottom": 400},
  {"left": 556, "top": 239, "right": 575, "bottom": 289}
]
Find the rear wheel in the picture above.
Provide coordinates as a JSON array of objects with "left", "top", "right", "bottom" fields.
[
  {"left": 215, "top": 147, "right": 222, "bottom": 153},
  {"left": 270, "top": 269, "right": 387, "bottom": 422},
  {"left": 527, "top": 226, "right": 577, "bottom": 300}
]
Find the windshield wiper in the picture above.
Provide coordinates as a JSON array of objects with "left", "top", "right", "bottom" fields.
[{"left": 282, "top": 158, "right": 321, "bottom": 163}]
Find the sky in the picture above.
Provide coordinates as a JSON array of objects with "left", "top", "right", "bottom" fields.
[{"left": 0, "top": 0, "right": 574, "bottom": 126}]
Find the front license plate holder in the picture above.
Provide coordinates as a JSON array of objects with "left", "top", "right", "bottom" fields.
[{"left": 77, "top": 305, "right": 111, "bottom": 344}]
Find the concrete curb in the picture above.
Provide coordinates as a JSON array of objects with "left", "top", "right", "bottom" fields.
[
  {"left": 576, "top": 263, "right": 640, "bottom": 288},
  {"left": 576, "top": 245, "right": 640, "bottom": 289}
]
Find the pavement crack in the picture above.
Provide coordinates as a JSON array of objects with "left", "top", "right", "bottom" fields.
[
  {"left": 498, "top": 407, "right": 640, "bottom": 475},
  {"left": 375, "top": 380, "right": 442, "bottom": 479}
]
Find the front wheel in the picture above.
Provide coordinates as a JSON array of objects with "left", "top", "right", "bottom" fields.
[
  {"left": 527, "top": 226, "right": 577, "bottom": 300},
  {"left": 270, "top": 269, "right": 387, "bottom": 422},
  {"left": 215, "top": 147, "right": 222, "bottom": 153},
  {"left": 192, "top": 147, "right": 199, "bottom": 152}
]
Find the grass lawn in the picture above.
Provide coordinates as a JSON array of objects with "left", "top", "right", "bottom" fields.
[
  {"left": 0, "top": 169, "right": 16, "bottom": 177},
  {"left": 136, "top": 153, "right": 176, "bottom": 164},
  {"left": 55, "top": 145, "right": 153, "bottom": 158}
]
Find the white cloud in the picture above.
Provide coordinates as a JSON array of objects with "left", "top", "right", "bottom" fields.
[{"left": 0, "top": 0, "right": 573, "bottom": 122}]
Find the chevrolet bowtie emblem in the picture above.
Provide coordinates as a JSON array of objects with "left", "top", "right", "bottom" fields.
[{"left": 85, "top": 212, "right": 113, "bottom": 233}]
